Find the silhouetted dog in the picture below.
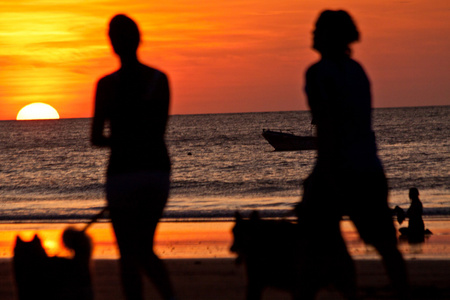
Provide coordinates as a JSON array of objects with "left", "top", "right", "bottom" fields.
[
  {"left": 13, "top": 227, "right": 93, "bottom": 300},
  {"left": 231, "top": 212, "right": 356, "bottom": 300}
]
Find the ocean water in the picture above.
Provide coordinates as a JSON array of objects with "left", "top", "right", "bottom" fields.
[{"left": 0, "top": 106, "right": 449, "bottom": 222}]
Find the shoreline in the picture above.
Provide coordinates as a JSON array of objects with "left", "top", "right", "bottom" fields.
[
  {"left": 1, "top": 214, "right": 449, "bottom": 223},
  {"left": 2, "top": 189, "right": 449, "bottom": 223}
]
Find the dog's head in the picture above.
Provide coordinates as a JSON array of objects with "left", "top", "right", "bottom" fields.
[
  {"left": 62, "top": 227, "right": 92, "bottom": 259},
  {"left": 230, "top": 211, "right": 261, "bottom": 263},
  {"left": 14, "top": 234, "right": 47, "bottom": 262}
]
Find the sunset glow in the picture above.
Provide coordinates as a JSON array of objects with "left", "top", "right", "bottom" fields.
[
  {"left": 16, "top": 103, "right": 60, "bottom": 120},
  {"left": 0, "top": 0, "right": 449, "bottom": 120}
]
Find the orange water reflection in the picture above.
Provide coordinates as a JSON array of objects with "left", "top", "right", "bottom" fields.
[
  {"left": 1, "top": 220, "right": 449, "bottom": 259},
  {"left": 0, "top": 222, "right": 234, "bottom": 259}
]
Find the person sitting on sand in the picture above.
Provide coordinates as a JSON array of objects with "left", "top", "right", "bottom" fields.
[
  {"left": 397, "top": 188, "right": 431, "bottom": 243},
  {"left": 406, "top": 188, "right": 425, "bottom": 235}
]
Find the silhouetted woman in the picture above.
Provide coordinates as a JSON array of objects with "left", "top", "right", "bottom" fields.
[
  {"left": 406, "top": 188, "right": 425, "bottom": 233},
  {"left": 91, "top": 14, "right": 176, "bottom": 300},
  {"left": 300, "top": 10, "right": 410, "bottom": 299},
  {"left": 399, "top": 187, "right": 426, "bottom": 243}
]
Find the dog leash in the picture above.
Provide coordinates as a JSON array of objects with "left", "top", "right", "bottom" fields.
[{"left": 80, "top": 207, "right": 109, "bottom": 233}]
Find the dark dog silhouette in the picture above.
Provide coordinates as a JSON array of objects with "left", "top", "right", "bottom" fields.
[
  {"left": 13, "top": 227, "right": 93, "bottom": 300},
  {"left": 231, "top": 212, "right": 356, "bottom": 300}
]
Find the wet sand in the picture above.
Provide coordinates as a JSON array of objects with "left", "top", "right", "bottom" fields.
[
  {"left": 1, "top": 220, "right": 449, "bottom": 299},
  {"left": 0, "top": 258, "right": 449, "bottom": 299}
]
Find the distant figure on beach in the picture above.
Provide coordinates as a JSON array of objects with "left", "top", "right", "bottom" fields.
[
  {"left": 91, "top": 14, "right": 176, "bottom": 300},
  {"left": 297, "top": 10, "right": 410, "bottom": 299},
  {"left": 397, "top": 188, "right": 431, "bottom": 243},
  {"left": 405, "top": 188, "right": 425, "bottom": 234}
]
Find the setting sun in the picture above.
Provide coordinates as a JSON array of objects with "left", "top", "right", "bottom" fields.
[{"left": 16, "top": 103, "right": 60, "bottom": 121}]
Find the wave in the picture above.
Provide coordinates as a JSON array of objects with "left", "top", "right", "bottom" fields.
[{"left": 1, "top": 206, "right": 448, "bottom": 223}]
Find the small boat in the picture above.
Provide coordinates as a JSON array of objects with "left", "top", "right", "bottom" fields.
[{"left": 262, "top": 129, "right": 317, "bottom": 151}]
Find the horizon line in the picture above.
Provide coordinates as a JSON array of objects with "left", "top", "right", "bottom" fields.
[{"left": 1, "top": 104, "right": 448, "bottom": 121}]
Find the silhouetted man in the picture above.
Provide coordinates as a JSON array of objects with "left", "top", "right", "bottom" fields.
[
  {"left": 299, "top": 10, "right": 410, "bottom": 300},
  {"left": 91, "top": 14, "right": 176, "bottom": 300}
]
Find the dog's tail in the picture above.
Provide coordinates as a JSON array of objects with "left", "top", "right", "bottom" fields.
[{"left": 62, "top": 227, "right": 92, "bottom": 262}]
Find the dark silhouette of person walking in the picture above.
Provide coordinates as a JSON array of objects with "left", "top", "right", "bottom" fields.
[
  {"left": 91, "top": 14, "right": 176, "bottom": 300},
  {"left": 298, "top": 10, "right": 410, "bottom": 300}
]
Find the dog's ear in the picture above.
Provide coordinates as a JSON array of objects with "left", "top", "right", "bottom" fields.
[
  {"left": 15, "top": 235, "right": 24, "bottom": 245},
  {"left": 32, "top": 234, "right": 41, "bottom": 244},
  {"left": 235, "top": 211, "right": 242, "bottom": 222},
  {"left": 250, "top": 210, "right": 260, "bottom": 221}
]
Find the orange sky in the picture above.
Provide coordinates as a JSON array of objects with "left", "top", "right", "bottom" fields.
[{"left": 0, "top": 0, "right": 449, "bottom": 120}]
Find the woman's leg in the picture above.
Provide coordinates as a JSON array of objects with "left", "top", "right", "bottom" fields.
[
  {"left": 107, "top": 171, "right": 175, "bottom": 300},
  {"left": 136, "top": 171, "right": 175, "bottom": 299},
  {"left": 109, "top": 206, "right": 145, "bottom": 300},
  {"left": 350, "top": 172, "right": 410, "bottom": 300}
]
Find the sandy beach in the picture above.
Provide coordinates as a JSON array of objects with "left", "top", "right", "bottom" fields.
[{"left": 1, "top": 220, "right": 449, "bottom": 299}]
